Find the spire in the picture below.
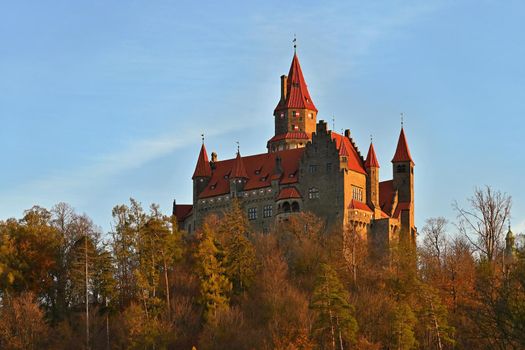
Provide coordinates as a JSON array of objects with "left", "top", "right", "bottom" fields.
[
  {"left": 275, "top": 52, "right": 317, "bottom": 112},
  {"left": 365, "top": 142, "right": 380, "bottom": 168},
  {"left": 192, "top": 143, "right": 212, "bottom": 179},
  {"left": 231, "top": 151, "right": 249, "bottom": 179},
  {"left": 392, "top": 128, "right": 414, "bottom": 163}
]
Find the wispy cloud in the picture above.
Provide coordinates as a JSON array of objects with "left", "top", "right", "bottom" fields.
[{"left": 0, "top": 123, "right": 242, "bottom": 217}]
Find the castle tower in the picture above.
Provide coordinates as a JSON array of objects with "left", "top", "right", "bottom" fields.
[
  {"left": 392, "top": 127, "right": 415, "bottom": 241},
  {"left": 192, "top": 142, "right": 212, "bottom": 202},
  {"left": 365, "top": 142, "right": 381, "bottom": 217},
  {"left": 268, "top": 52, "right": 318, "bottom": 152},
  {"left": 229, "top": 150, "right": 249, "bottom": 197}
]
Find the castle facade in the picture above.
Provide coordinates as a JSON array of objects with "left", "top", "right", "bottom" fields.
[{"left": 174, "top": 52, "right": 416, "bottom": 247}]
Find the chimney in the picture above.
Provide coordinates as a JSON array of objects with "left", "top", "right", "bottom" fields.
[
  {"left": 280, "top": 75, "right": 288, "bottom": 102},
  {"left": 210, "top": 152, "right": 218, "bottom": 170},
  {"left": 275, "top": 155, "right": 283, "bottom": 175},
  {"left": 172, "top": 199, "right": 176, "bottom": 216},
  {"left": 344, "top": 129, "right": 351, "bottom": 138}
]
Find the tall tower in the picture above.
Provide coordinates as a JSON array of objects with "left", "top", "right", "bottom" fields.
[
  {"left": 392, "top": 127, "right": 415, "bottom": 241},
  {"left": 365, "top": 141, "right": 381, "bottom": 218},
  {"left": 192, "top": 143, "right": 212, "bottom": 203},
  {"left": 267, "top": 52, "right": 318, "bottom": 152}
]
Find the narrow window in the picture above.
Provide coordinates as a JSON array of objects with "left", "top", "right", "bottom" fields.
[
  {"left": 352, "top": 186, "right": 363, "bottom": 202},
  {"left": 248, "top": 207, "right": 257, "bottom": 220},
  {"left": 308, "top": 187, "right": 320, "bottom": 199},
  {"left": 263, "top": 205, "right": 273, "bottom": 218},
  {"left": 326, "top": 163, "right": 332, "bottom": 172}
]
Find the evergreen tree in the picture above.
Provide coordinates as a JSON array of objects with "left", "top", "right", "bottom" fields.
[
  {"left": 195, "top": 222, "right": 232, "bottom": 320},
  {"left": 391, "top": 303, "right": 417, "bottom": 350},
  {"left": 310, "top": 263, "right": 358, "bottom": 349}
]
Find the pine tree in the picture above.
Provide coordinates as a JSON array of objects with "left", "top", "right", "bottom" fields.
[
  {"left": 194, "top": 222, "right": 232, "bottom": 320},
  {"left": 310, "top": 263, "right": 358, "bottom": 349},
  {"left": 391, "top": 302, "right": 417, "bottom": 350}
]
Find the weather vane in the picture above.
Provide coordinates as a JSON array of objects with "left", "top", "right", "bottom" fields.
[
  {"left": 400, "top": 112, "right": 404, "bottom": 128},
  {"left": 370, "top": 134, "right": 373, "bottom": 143},
  {"left": 332, "top": 115, "right": 335, "bottom": 131},
  {"left": 293, "top": 34, "right": 297, "bottom": 53},
  {"left": 236, "top": 141, "right": 240, "bottom": 153},
  {"left": 201, "top": 133, "right": 204, "bottom": 144}
]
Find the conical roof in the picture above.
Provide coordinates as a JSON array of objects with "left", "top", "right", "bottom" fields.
[
  {"left": 231, "top": 151, "right": 249, "bottom": 179},
  {"left": 275, "top": 53, "right": 317, "bottom": 112},
  {"left": 365, "top": 142, "right": 380, "bottom": 168},
  {"left": 392, "top": 128, "right": 414, "bottom": 163},
  {"left": 192, "top": 144, "right": 212, "bottom": 179}
]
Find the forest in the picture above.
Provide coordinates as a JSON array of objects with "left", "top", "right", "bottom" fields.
[{"left": 0, "top": 186, "right": 523, "bottom": 350}]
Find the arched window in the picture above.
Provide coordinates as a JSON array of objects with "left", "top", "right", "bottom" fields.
[
  {"left": 283, "top": 202, "right": 291, "bottom": 213},
  {"left": 308, "top": 187, "right": 320, "bottom": 199},
  {"left": 291, "top": 201, "right": 300, "bottom": 212}
]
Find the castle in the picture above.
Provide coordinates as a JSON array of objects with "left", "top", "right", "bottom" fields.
[{"left": 174, "top": 51, "right": 416, "bottom": 248}]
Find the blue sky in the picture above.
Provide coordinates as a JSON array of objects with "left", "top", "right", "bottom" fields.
[{"left": 1, "top": 0, "right": 524, "bottom": 235}]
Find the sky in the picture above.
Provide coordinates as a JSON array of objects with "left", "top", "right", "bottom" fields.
[{"left": 1, "top": 0, "right": 524, "bottom": 236}]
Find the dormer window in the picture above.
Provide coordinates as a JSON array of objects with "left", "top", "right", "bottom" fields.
[
  {"left": 210, "top": 185, "right": 216, "bottom": 190},
  {"left": 224, "top": 175, "right": 229, "bottom": 179}
]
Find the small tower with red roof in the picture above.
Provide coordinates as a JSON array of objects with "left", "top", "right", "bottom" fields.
[
  {"left": 192, "top": 142, "right": 212, "bottom": 203},
  {"left": 365, "top": 141, "right": 380, "bottom": 215},
  {"left": 268, "top": 51, "right": 318, "bottom": 152},
  {"left": 392, "top": 127, "right": 415, "bottom": 241}
]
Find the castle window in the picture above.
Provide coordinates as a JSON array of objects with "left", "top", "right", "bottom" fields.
[
  {"left": 263, "top": 205, "right": 273, "bottom": 218},
  {"left": 352, "top": 186, "right": 363, "bottom": 202},
  {"left": 326, "top": 163, "right": 332, "bottom": 172},
  {"left": 309, "top": 113, "right": 313, "bottom": 119},
  {"left": 283, "top": 202, "right": 291, "bottom": 212},
  {"left": 341, "top": 156, "right": 347, "bottom": 162},
  {"left": 308, "top": 187, "right": 320, "bottom": 199},
  {"left": 397, "top": 164, "right": 406, "bottom": 173},
  {"left": 308, "top": 164, "right": 318, "bottom": 173},
  {"left": 248, "top": 207, "right": 257, "bottom": 220},
  {"left": 291, "top": 201, "right": 300, "bottom": 212}
]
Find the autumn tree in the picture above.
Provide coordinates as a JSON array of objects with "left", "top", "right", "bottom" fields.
[{"left": 0, "top": 292, "right": 50, "bottom": 350}]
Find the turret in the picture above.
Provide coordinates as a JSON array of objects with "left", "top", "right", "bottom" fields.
[
  {"left": 392, "top": 127, "right": 415, "bottom": 240},
  {"left": 229, "top": 151, "right": 249, "bottom": 197},
  {"left": 192, "top": 143, "right": 212, "bottom": 202},
  {"left": 365, "top": 142, "right": 380, "bottom": 215},
  {"left": 268, "top": 52, "right": 318, "bottom": 152},
  {"left": 504, "top": 225, "right": 516, "bottom": 266}
]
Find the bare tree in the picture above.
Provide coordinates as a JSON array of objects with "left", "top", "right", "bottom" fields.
[
  {"left": 422, "top": 217, "right": 449, "bottom": 268},
  {"left": 453, "top": 186, "right": 511, "bottom": 263}
]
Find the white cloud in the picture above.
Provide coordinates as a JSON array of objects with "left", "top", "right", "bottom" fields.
[{"left": 0, "top": 123, "right": 242, "bottom": 218}]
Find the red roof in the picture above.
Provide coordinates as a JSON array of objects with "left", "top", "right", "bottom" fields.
[
  {"left": 275, "top": 53, "right": 317, "bottom": 112},
  {"left": 174, "top": 204, "right": 192, "bottom": 224},
  {"left": 331, "top": 132, "right": 366, "bottom": 174},
  {"left": 192, "top": 144, "right": 212, "bottom": 179},
  {"left": 231, "top": 151, "right": 249, "bottom": 179},
  {"left": 379, "top": 180, "right": 394, "bottom": 214},
  {"left": 199, "top": 148, "right": 304, "bottom": 199},
  {"left": 364, "top": 142, "right": 380, "bottom": 168},
  {"left": 392, "top": 128, "right": 414, "bottom": 163},
  {"left": 348, "top": 199, "right": 372, "bottom": 212},
  {"left": 267, "top": 132, "right": 310, "bottom": 143},
  {"left": 277, "top": 187, "right": 302, "bottom": 200}
]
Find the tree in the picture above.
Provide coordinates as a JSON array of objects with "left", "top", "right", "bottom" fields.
[
  {"left": 194, "top": 220, "right": 232, "bottom": 320},
  {"left": 310, "top": 263, "right": 358, "bottom": 350},
  {"left": 454, "top": 186, "right": 511, "bottom": 263},
  {"left": 0, "top": 292, "right": 50, "bottom": 350},
  {"left": 390, "top": 303, "right": 417, "bottom": 350}
]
